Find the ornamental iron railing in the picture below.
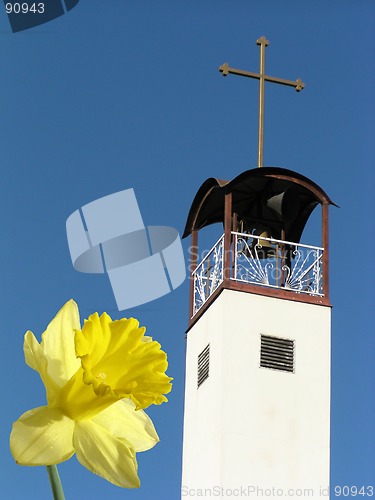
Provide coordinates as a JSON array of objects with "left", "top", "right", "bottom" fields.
[
  {"left": 233, "top": 231, "right": 323, "bottom": 294},
  {"left": 192, "top": 235, "right": 224, "bottom": 315},
  {"left": 191, "top": 231, "right": 323, "bottom": 317}
]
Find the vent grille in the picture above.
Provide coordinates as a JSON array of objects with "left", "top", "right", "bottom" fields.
[
  {"left": 260, "top": 335, "right": 295, "bottom": 373},
  {"left": 197, "top": 344, "right": 210, "bottom": 387}
]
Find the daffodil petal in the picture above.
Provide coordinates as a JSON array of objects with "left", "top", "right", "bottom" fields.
[
  {"left": 74, "top": 420, "right": 140, "bottom": 488},
  {"left": 41, "top": 299, "right": 81, "bottom": 387},
  {"left": 10, "top": 406, "right": 75, "bottom": 465},
  {"left": 23, "top": 331, "right": 58, "bottom": 403},
  {"left": 92, "top": 398, "right": 159, "bottom": 452},
  {"left": 24, "top": 330, "right": 46, "bottom": 373}
]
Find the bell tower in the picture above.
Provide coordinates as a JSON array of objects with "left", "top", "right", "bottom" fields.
[{"left": 181, "top": 38, "right": 335, "bottom": 498}]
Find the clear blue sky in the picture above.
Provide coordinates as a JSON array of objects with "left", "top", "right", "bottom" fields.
[{"left": 1, "top": 1, "right": 374, "bottom": 498}]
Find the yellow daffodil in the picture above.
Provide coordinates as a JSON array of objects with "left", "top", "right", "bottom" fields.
[{"left": 10, "top": 300, "right": 172, "bottom": 488}]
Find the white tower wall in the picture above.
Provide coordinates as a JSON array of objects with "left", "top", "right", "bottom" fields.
[{"left": 181, "top": 289, "right": 331, "bottom": 499}]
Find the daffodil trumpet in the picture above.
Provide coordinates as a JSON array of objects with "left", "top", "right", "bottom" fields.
[{"left": 10, "top": 300, "right": 172, "bottom": 493}]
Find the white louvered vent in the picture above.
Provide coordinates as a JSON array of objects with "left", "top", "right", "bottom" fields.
[
  {"left": 197, "top": 344, "right": 210, "bottom": 388},
  {"left": 260, "top": 335, "right": 295, "bottom": 373}
]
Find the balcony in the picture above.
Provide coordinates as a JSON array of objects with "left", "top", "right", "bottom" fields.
[{"left": 192, "top": 231, "right": 324, "bottom": 317}]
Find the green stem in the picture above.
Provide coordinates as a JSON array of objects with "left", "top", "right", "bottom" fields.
[{"left": 46, "top": 465, "right": 65, "bottom": 500}]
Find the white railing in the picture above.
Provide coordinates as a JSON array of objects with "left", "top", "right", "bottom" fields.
[
  {"left": 233, "top": 231, "right": 323, "bottom": 295},
  {"left": 191, "top": 231, "right": 324, "bottom": 317},
  {"left": 192, "top": 235, "right": 224, "bottom": 315}
]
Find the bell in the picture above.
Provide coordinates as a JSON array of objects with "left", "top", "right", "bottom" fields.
[{"left": 249, "top": 227, "right": 276, "bottom": 259}]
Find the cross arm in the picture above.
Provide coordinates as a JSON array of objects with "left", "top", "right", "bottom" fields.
[{"left": 219, "top": 63, "right": 304, "bottom": 92}]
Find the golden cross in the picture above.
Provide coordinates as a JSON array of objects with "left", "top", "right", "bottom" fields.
[{"left": 219, "top": 36, "right": 304, "bottom": 168}]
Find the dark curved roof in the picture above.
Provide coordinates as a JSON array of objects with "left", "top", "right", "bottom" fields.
[{"left": 183, "top": 167, "right": 337, "bottom": 243}]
